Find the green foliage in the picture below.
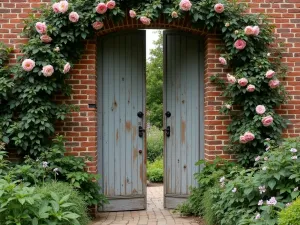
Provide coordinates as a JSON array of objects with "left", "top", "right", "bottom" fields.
[
  {"left": 0, "top": 180, "right": 82, "bottom": 225},
  {"left": 36, "top": 182, "right": 90, "bottom": 225},
  {"left": 0, "top": 135, "right": 107, "bottom": 206},
  {"left": 278, "top": 198, "right": 300, "bottom": 225},
  {"left": 202, "top": 190, "right": 215, "bottom": 225},
  {"left": 185, "top": 138, "right": 300, "bottom": 225},
  {"left": 147, "top": 157, "right": 163, "bottom": 183},
  {"left": 146, "top": 31, "right": 163, "bottom": 129},
  {"left": 147, "top": 126, "right": 163, "bottom": 162}
]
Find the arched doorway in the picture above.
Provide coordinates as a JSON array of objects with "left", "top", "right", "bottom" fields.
[{"left": 97, "top": 30, "right": 204, "bottom": 211}]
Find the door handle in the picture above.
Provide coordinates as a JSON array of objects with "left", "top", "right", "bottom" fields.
[
  {"left": 163, "top": 126, "right": 170, "bottom": 137},
  {"left": 138, "top": 126, "right": 145, "bottom": 137}
]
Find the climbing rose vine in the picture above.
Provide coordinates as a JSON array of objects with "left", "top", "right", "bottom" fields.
[{"left": 0, "top": 0, "right": 287, "bottom": 166}]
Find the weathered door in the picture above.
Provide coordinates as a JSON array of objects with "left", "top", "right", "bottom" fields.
[
  {"left": 163, "top": 31, "right": 204, "bottom": 208},
  {"left": 97, "top": 31, "right": 146, "bottom": 211}
]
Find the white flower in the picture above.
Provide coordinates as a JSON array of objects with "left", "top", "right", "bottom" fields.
[
  {"left": 266, "top": 146, "right": 270, "bottom": 151},
  {"left": 232, "top": 187, "right": 237, "bottom": 193},
  {"left": 42, "top": 161, "right": 48, "bottom": 168},
  {"left": 54, "top": 47, "right": 60, "bottom": 52},
  {"left": 294, "top": 187, "right": 298, "bottom": 192},
  {"left": 259, "top": 185, "right": 266, "bottom": 194},
  {"left": 255, "top": 213, "right": 261, "bottom": 220},
  {"left": 255, "top": 156, "right": 260, "bottom": 161},
  {"left": 220, "top": 176, "right": 225, "bottom": 183},
  {"left": 286, "top": 202, "right": 291, "bottom": 207},
  {"left": 53, "top": 168, "right": 59, "bottom": 175},
  {"left": 225, "top": 22, "right": 230, "bottom": 27},
  {"left": 290, "top": 148, "right": 297, "bottom": 153},
  {"left": 264, "top": 157, "right": 268, "bottom": 161},
  {"left": 291, "top": 156, "right": 298, "bottom": 160},
  {"left": 266, "top": 197, "right": 277, "bottom": 206},
  {"left": 258, "top": 200, "right": 264, "bottom": 206},
  {"left": 267, "top": 53, "right": 271, "bottom": 57},
  {"left": 262, "top": 166, "right": 267, "bottom": 171}
]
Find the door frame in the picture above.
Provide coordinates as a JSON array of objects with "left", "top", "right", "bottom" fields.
[
  {"left": 162, "top": 30, "right": 205, "bottom": 208},
  {"left": 96, "top": 30, "right": 147, "bottom": 211}
]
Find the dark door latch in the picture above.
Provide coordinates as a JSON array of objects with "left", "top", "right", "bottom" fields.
[
  {"left": 138, "top": 126, "right": 145, "bottom": 137},
  {"left": 165, "top": 111, "right": 171, "bottom": 118},
  {"left": 137, "top": 111, "right": 144, "bottom": 118},
  {"left": 163, "top": 126, "right": 170, "bottom": 137}
]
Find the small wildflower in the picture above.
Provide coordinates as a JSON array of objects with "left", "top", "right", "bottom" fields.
[
  {"left": 286, "top": 202, "right": 291, "bottom": 207},
  {"left": 234, "top": 30, "right": 239, "bottom": 34},
  {"left": 258, "top": 200, "right": 264, "bottom": 206},
  {"left": 264, "top": 157, "right": 268, "bottom": 161},
  {"left": 232, "top": 187, "right": 237, "bottom": 193},
  {"left": 291, "top": 156, "right": 298, "bottom": 160},
  {"left": 225, "top": 22, "right": 230, "bottom": 27},
  {"left": 294, "top": 187, "right": 298, "bottom": 192},
  {"left": 53, "top": 168, "right": 59, "bottom": 175},
  {"left": 290, "top": 148, "right": 297, "bottom": 153},
  {"left": 262, "top": 166, "right": 267, "bottom": 171},
  {"left": 265, "top": 138, "right": 270, "bottom": 141},
  {"left": 267, "top": 53, "right": 271, "bottom": 56},
  {"left": 54, "top": 47, "right": 60, "bottom": 52},
  {"left": 220, "top": 176, "right": 225, "bottom": 183},
  {"left": 255, "top": 156, "right": 260, "bottom": 161},
  {"left": 267, "top": 197, "right": 277, "bottom": 206},
  {"left": 42, "top": 161, "right": 48, "bottom": 168},
  {"left": 259, "top": 185, "right": 266, "bottom": 194},
  {"left": 255, "top": 213, "right": 261, "bottom": 220}
]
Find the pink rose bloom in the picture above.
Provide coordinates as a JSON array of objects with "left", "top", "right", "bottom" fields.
[
  {"left": 244, "top": 131, "right": 255, "bottom": 142},
  {"left": 92, "top": 21, "right": 104, "bottom": 30},
  {"left": 129, "top": 10, "right": 136, "bottom": 18},
  {"left": 52, "top": 2, "right": 60, "bottom": 13},
  {"left": 262, "top": 115, "right": 273, "bottom": 127},
  {"left": 234, "top": 39, "right": 246, "bottom": 50},
  {"left": 140, "top": 16, "right": 151, "bottom": 25},
  {"left": 269, "top": 79, "right": 280, "bottom": 89},
  {"left": 96, "top": 3, "right": 107, "bottom": 14},
  {"left": 22, "top": 59, "right": 35, "bottom": 72},
  {"left": 172, "top": 11, "right": 178, "bottom": 18},
  {"left": 214, "top": 3, "right": 224, "bottom": 13},
  {"left": 35, "top": 22, "right": 47, "bottom": 34},
  {"left": 256, "top": 105, "right": 266, "bottom": 115},
  {"left": 69, "top": 12, "right": 79, "bottom": 23},
  {"left": 42, "top": 65, "right": 54, "bottom": 77},
  {"left": 219, "top": 57, "right": 227, "bottom": 65},
  {"left": 246, "top": 84, "right": 255, "bottom": 92},
  {"left": 40, "top": 35, "right": 52, "bottom": 43},
  {"left": 58, "top": 0, "right": 68, "bottom": 13},
  {"left": 106, "top": 0, "right": 116, "bottom": 10},
  {"left": 266, "top": 70, "right": 275, "bottom": 79},
  {"left": 179, "top": 0, "right": 192, "bottom": 11},
  {"left": 240, "top": 135, "right": 247, "bottom": 144},
  {"left": 238, "top": 78, "right": 248, "bottom": 87},
  {"left": 63, "top": 62, "right": 71, "bottom": 74},
  {"left": 253, "top": 26, "right": 260, "bottom": 36},
  {"left": 244, "top": 26, "right": 254, "bottom": 35},
  {"left": 227, "top": 73, "right": 236, "bottom": 84}
]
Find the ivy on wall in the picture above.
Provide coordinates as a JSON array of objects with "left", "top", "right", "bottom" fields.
[{"left": 0, "top": 0, "right": 288, "bottom": 166}]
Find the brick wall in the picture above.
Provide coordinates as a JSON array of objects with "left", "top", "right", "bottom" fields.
[{"left": 1, "top": 0, "right": 300, "bottom": 172}]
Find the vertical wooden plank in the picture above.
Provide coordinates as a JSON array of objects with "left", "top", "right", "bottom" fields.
[
  {"left": 125, "top": 34, "right": 132, "bottom": 196},
  {"left": 119, "top": 35, "right": 126, "bottom": 196}
]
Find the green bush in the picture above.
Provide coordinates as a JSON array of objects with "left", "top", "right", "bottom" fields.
[
  {"left": 278, "top": 198, "right": 300, "bottom": 225},
  {"left": 202, "top": 190, "right": 216, "bottom": 225},
  {"left": 36, "top": 182, "right": 90, "bottom": 225},
  {"left": 0, "top": 180, "right": 82, "bottom": 225},
  {"left": 0, "top": 135, "right": 107, "bottom": 207},
  {"left": 147, "top": 157, "right": 163, "bottom": 182},
  {"left": 147, "top": 126, "right": 163, "bottom": 162}
]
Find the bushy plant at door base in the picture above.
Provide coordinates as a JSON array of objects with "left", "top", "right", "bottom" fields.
[{"left": 0, "top": 0, "right": 288, "bottom": 167}]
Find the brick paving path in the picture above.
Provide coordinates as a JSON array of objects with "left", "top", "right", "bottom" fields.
[{"left": 92, "top": 184, "right": 202, "bottom": 225}]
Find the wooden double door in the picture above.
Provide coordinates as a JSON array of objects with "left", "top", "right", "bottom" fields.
[{"left": 97, "top": 31, "right": 204, "bottom": 211}]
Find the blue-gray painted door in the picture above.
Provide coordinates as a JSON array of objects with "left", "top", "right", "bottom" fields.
[
  {"left": 163, "top": 31, "right": 204, "bottom": 208},
  {"left": 97, "top": 31, "right": 146, "bottom": 211}
]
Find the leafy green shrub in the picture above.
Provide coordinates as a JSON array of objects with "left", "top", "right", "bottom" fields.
[
  {"left": 147, "top": 126, "right": 163, "bottom": 162},
  {"left": 208, "top": 138, "right": 300, "bottom": 225},
  {"left": 175, "top": 157, "right": 240, "bottom": 217},
  {"left": 1, "top": 135, "right": 107, "bottom": 206},
  {"left": 202, "top": 190, "right": 216, "bottom": 225},
  {"left": 0, "top": 179, "right": 82, "bottom": 225},
  {"left": 36, "top": 182, "right": 90, "bottom": 225},
  {"left": 278, "top": 198, "right": 300, "bottom": 225},
  {"left": 147, "top": 157, "right": 163, "bottom": 182}
]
